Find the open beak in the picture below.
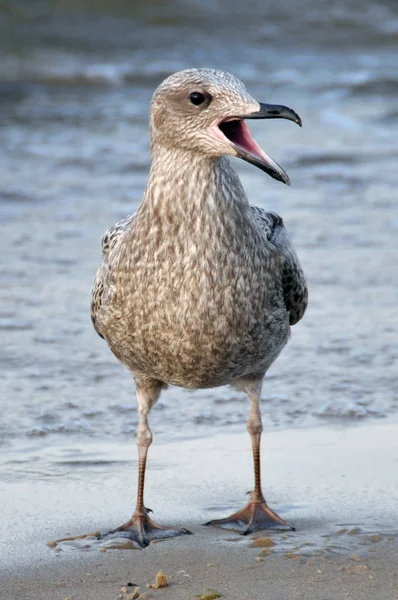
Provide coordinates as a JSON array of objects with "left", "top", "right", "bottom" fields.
[{"left": 211, "top": 103, "right": 302, "bottom": 185}]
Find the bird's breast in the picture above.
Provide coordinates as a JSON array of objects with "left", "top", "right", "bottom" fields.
[{"left": 100, "top": 234, "right": 289, "bottom": 388}]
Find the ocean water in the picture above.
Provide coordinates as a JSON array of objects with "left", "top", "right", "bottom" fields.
[{"left": 1, "top": 0, "right": 397, "bottom": 469}]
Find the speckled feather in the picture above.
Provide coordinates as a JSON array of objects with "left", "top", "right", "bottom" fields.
[{"left": 91, "top": 69, "right": 308, "bottom": 395}]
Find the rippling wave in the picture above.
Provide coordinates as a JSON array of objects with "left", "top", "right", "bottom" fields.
[{"left": 1, "top": 0, "right": 397, "bottom": 457}]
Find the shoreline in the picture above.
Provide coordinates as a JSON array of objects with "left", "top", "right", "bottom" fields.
[{"left": 2, "top": 417, "right": 398, "bottom": 599}]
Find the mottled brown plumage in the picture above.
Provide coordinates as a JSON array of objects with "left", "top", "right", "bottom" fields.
[{"left": 90, "top": 69, "right": 307, "bottom": 548}]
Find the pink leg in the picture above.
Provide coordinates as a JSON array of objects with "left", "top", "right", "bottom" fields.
[
  {"left": 100, "top": 383, "right": 191, "bottom": 548},
  {"left": 57, "top": 381, "right": 191, "bottom": 549},
  {"left": 206, "top": 379, "right": 294, "bottom": 534}
]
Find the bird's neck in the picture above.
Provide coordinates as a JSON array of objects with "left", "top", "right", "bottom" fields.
[{"left": 140, "top": 146, "right": 250, "bottom": 221}]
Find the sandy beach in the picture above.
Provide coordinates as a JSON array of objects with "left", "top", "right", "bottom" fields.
[{"left": 2, "top": 418, "right": 398, "bottom": 600}]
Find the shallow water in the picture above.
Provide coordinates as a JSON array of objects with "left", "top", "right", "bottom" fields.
[{"left": 1, "top": 0, "right": 398, "bottom": 463}]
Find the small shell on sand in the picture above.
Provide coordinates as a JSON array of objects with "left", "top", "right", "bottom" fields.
[
  {"left": 347, "top": 528, "right": 361, "bottom": 535},
  {"left": 119, "top": 585, "right": 141, "bottom": 599},
  {"left": 259, "top": 548, "right": 271, "bottom": 556},
  {"left": 345, "top": 564, "right": 369, "bottom": 574},
  {"left": 147, "top": 571, "right": 168, "bottom": 589},
  {"left": 284, "top": 552, "right": 299, "bottom": 560},
  {"left": 198, "top": 592, "right": 221, "bottom": 600},
  {"left": 250, "top": 537, "right": 275, "bottom": 548},
  {"left": 366, "top": 534, "right": 382, "bottom": 543},
  {"left": 121, "top": 586, "right": 139, "bottom": 595}
]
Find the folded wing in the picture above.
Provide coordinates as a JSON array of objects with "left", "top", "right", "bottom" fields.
[{"left": 251, "top": 206, "right": 308, "bottom": 326}]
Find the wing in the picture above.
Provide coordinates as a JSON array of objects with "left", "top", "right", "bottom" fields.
[
  {"left": 91, "top": 212, "right": 136, "bottom": 338},
  {"left": 251, "top": 206, "right": 308, "bottom": 326}
]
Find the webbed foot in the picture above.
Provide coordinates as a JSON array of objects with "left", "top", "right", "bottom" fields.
[
  {"left": 99, "top": 508, "right": 192, "bottom": 549},
  {"left": 205, "top": 493, "right": 294, "bottom": 535}
]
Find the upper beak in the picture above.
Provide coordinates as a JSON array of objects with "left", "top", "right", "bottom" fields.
[{"left": 242, "top": 103, "right": 302, "bottom": 127}]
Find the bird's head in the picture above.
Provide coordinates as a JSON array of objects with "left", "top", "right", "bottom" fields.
[{"left": 150, "top": 68, "right": 302, "bottom": 185}]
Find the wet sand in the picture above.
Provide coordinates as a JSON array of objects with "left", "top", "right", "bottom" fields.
[{"left": 2, "top": 418, "right": 398, "bottom": 600}]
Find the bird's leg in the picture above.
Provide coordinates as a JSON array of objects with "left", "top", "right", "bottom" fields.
[
  {"left": 206, "top": 380, "right": 294, "bottom": 534},
  {"left": 100, "top": 383, "right": 191, "bottom": 548}
]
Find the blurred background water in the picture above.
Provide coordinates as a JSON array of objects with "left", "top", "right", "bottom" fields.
[{"left": 1, "top": 0, "right": 397, "bottom": 470}]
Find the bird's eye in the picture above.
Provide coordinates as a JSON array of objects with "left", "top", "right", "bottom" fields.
[{"left": 189, "top": 91, "right": 207, "bottom": 106}]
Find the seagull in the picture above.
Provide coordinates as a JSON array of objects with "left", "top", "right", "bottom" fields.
[{"left": 90, "top": 68, "right": 308, "bottom": 549}]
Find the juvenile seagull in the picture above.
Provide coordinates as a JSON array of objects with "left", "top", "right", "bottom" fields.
[{"left": 91, "top": 68, "right": 307, "bottom": 548}]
